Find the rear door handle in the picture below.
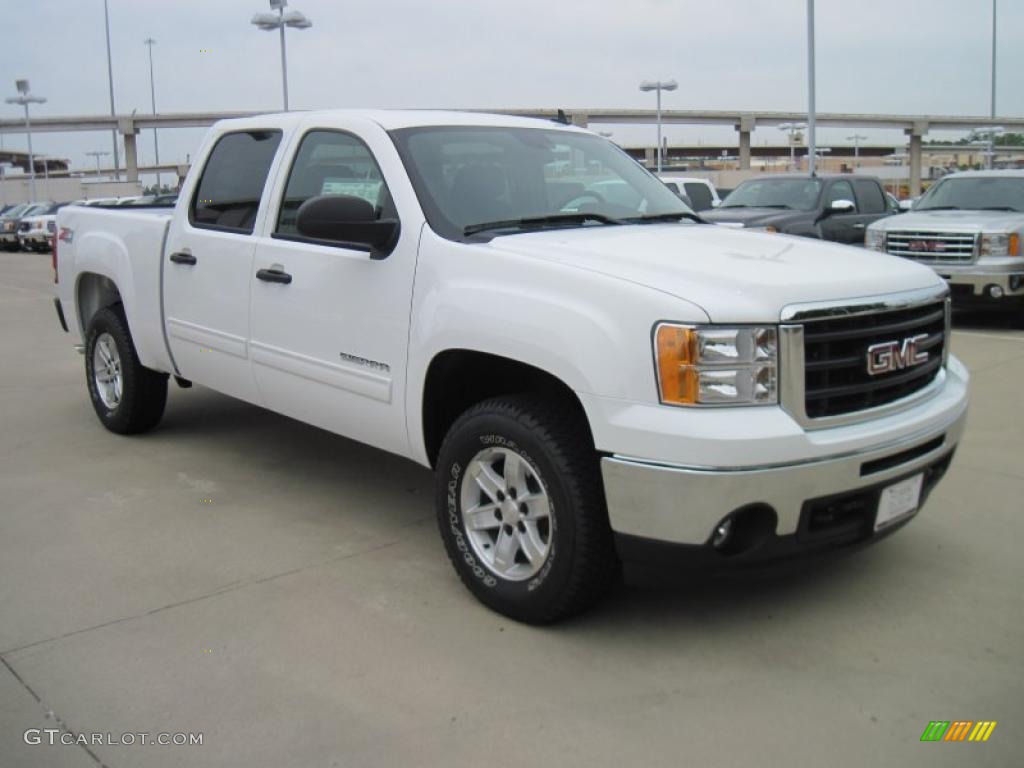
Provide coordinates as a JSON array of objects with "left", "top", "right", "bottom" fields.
[
  {"left": 169, "top": 251, "right": 197, "bottom": 265},
  {"left": 256, "top": 267, "right": 292, "bottom": 285}
]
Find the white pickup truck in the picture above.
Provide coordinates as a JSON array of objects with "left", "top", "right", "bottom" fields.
[{"left": 54, "top": 110, "right": 969, "bottom": 622}]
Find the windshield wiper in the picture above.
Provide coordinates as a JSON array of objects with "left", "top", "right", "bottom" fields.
[
  {"left": 918, "top": 205, "right": 960, "bottom": 211},
  {"left": 979, "top": 206, "right": 1019, "bottom": 212},
  {"left": 626, "top": 211, "right": 705, "bottom": 225},
  {"left": 463, "top": 212, "right": 622, "bottom": 237},
  {"left": 758, "top": 204, "right": 793, "bottom": 209},
  {"left": 720, "top": 204, "right": 748, "bottom": 209}
]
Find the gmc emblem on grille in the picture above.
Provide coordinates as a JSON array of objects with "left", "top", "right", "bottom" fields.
[{"left": 866, "top": 334, "right": 930, "bottom": 376}]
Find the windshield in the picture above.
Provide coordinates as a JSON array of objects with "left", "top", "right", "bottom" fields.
[
  {"left": 720, "top": 178, "right": 822, "bottom": 211},
  {"left": 390, "top": 126, "right": 693, "bottom": 239},
  {"left": 1, "top": 204, "right": 31, "bottom": 219},
  {"left": 916, "top": 177, "right": 1024, "bottom": 212}
]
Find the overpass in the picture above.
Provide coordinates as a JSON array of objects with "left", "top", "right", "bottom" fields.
[{"left": 3, "top": 108, "right": 1024, "bottom": 195}]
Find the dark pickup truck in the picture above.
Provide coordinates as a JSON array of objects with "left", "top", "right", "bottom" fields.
[{"left": 702, "top": 174, "right": 900, "bottom": 245}]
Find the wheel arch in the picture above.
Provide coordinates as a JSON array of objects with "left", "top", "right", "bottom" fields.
[{"left": 420, "top": 349, "right": 594, "bottom": 468}]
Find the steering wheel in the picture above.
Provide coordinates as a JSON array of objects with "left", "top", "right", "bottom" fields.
[{"left": 560, "top": 191, "right": 606, "bottom": 212}]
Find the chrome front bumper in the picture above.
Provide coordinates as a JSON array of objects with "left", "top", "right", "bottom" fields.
[
  {"left": 601, "top": 401, "right": 966, "bottom": 547},
  {"left": 929, "top": 262, "right": 1024, "bottom": 297}
]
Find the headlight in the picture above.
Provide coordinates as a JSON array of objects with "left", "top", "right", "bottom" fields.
[
  {"left": 865, "top": 228, "right": 886, "bottom": 251},
  {"left": 980, "top": 232, "right": 1020, "bottom": 257},
  {"left": 654, "top": 324, "right": 778, "bottom": 406}
]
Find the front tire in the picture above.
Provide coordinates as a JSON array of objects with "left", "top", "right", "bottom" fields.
[
  {"left": 435, "top": 395, "right": 618, "bottom": 623},
  {"left": 85, "top": 306, "right": 168, "bottom": 434}
]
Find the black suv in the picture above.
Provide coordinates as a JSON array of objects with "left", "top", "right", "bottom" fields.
[{"left": 702, "top": 174, "right": 900, "bottom": 245}]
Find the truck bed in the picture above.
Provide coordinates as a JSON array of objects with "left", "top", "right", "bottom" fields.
[{"left": 56, "top": 205, "right": 177, "bottom": 374}]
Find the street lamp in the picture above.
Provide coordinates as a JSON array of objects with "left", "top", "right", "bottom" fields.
[
  {"left": 103, "top": 0, "right": 120, "bottom": 179},
  {"left": 251, "top": 0, "right": 313, "bottom": 111},
  {"left": 86, "top": 150, "right": 110, "bottom": 179},
  {"left": 779, "top": 122, "right": 806, "bottom": 171},
  {"left": 989, "top": 0, "right": 998, "bottom": 170},
  {"left": 806, "top": 0, "right": 817, "bottom": 176},
  {"left": 5, "top": 80, "right": 46, "bottom": 202},
  {"left": 144, "top": 38, "right": 162, "bottom": 191},
  {"left": 639, "top": 80, "right": 677, "bottom": 173},
  {"left": 847, "top": 133, "right": 868, "bottom": 166},
  {"left": 969, "top": 126, "right": 1004, "bottom": 168}
]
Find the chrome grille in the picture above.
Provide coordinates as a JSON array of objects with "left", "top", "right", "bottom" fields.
[
  {"left": 885, "top": 230, "right": 977, "bottom": 264},
  {"left": 803, "top": 301, "right": 946, "bottom": 419}
]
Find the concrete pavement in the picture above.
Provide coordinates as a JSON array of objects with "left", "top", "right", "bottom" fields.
[{"left": 1, "top": 250, "right": 1021, "bottom": 767}]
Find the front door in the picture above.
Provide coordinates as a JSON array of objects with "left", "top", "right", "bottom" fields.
[
  {"left": 163, "top": 128, "right": 283, "bottom": 404},
  {"left": 819, "top": 179, "right": 864, "bottom": 244},
  {"left": 248, "top": 125, "right": 417, "bottom": 457}
]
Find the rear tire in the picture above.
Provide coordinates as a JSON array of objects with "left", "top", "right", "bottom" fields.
[
  {"left": 85, "top": 306, "right": 168, "bottom": 434},
  {"left": 435, "top": 394, "right": 618, "bottom": 623}
]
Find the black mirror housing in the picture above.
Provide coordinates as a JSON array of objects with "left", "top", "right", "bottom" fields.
[{"left": 295, "top": 195, "right": 400, "bottom": 258}]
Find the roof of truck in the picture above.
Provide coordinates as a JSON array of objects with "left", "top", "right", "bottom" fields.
[{"left": 213, "top": 109, "right": 588, "bottom": 133}]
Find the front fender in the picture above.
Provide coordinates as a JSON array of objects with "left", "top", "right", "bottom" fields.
[{"left": 405, "top": 235, "right": 708, "bottom": 464}]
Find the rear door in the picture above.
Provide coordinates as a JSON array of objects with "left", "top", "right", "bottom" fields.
[
  {"left": 852, "top": 179, "right": 892, "bottom": 234},
  {"left": 248, "top": 121, "right": 419, "bottom": 457},
  {"left": 163, "top": 128, "right": 283, "bottom": 403}
]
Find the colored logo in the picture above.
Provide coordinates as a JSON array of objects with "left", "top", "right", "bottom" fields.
[{"left": 920, "top": 721, "right": 997, "bottom": 742}]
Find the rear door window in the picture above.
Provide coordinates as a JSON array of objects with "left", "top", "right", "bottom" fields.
[
  {"left": 189, "top": 130, "right": 282, "bottom": 234},
  {"left": 852, "top": 179, "right": 886, "bottom": 214},
  {"left": 683, "top": 182, "right": 714, "bottom": 211}
]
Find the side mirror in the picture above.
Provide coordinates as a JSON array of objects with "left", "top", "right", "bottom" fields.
[
  {"left": 828, "top": 199, "right": 856, "bottom": 214},
  {"left": 711, "top": 199, "right": 722, "bottom": 208},
  {"left": 899, "top": 199, "right": 915, "bottom": 211},
  {"left": 295, "top": 195, "right": 400, "bottom": 258}
]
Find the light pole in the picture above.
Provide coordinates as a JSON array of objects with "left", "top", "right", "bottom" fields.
[
  {"left": 989, "top": 0, "right": 998, "bottom": 169},
  {"left": 806, "top": 0, "right": 817, "bottom": 176},
  {"left": 847, "top": 133, "right": 868, "bottom": 167},
  {"left": 144, "top": 38, "right": 162, "bottom": 191},
  {"left": 639, "top": 79, "right": 677, "bottom": 173},
  {"left": 779, "top": 122, "right": 806, "bottom": 171},
  {"left": 86, "top": 150, "right": 110, "bottom": 178},
  {"left": 5, "top": 80, "right": 46, "bottom": 202},
  {"left": 103, "top": 0, "right": 120, "bottom": 179},
  {"left": 252, "top": 0, "right": 313, "bottom": 111}
]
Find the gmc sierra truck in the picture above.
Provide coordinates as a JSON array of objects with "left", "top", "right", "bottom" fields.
[
  {"left": 866, "top": 170, "right": 1024, "bottom": 306},
  {"left": 54, "top": 111, "right": 969, "bottom": 622}
]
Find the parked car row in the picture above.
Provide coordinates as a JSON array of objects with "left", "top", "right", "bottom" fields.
[
  {"left": 0, "top": 195, "right": 178, "bottom": 252},
  {"left": 657, "top": 169, "right": 1023, "bottom": 309}
]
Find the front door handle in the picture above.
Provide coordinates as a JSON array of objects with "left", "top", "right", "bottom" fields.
[
  {"left": 853, "top": 223, "right": 866, "bottom": 229},
  {"left": 169, "top": 251, "right": 197, "bottom": 265},
  {"left": 256, "top": 267, "right": 292, "bottom": 285}
]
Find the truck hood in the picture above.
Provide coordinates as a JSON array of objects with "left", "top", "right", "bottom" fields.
[
  {"left": 484, "top": 223, "right": 943, "bottom": 323},
  {"left": 701, "top": 207, "right": 804, "bottom": 227},
  {"left": 873, "top": 209, "right": 1024, "bottom": 232}
]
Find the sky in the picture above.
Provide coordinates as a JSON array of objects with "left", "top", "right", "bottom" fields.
[{"left": 1, "top": 0, "right": 1021, "bottom": 181}]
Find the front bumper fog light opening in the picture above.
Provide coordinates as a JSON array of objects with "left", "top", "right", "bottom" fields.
[
  {"left": 988, "top": 284, "right": 1005, "bottom": 299},
  {"left": 709, "top": 504, "right": 777, "bottom": 556}
]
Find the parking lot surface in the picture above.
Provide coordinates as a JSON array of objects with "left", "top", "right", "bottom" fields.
[{"left": 1, "top": 250, "right": 1021, "bottom": 767}]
